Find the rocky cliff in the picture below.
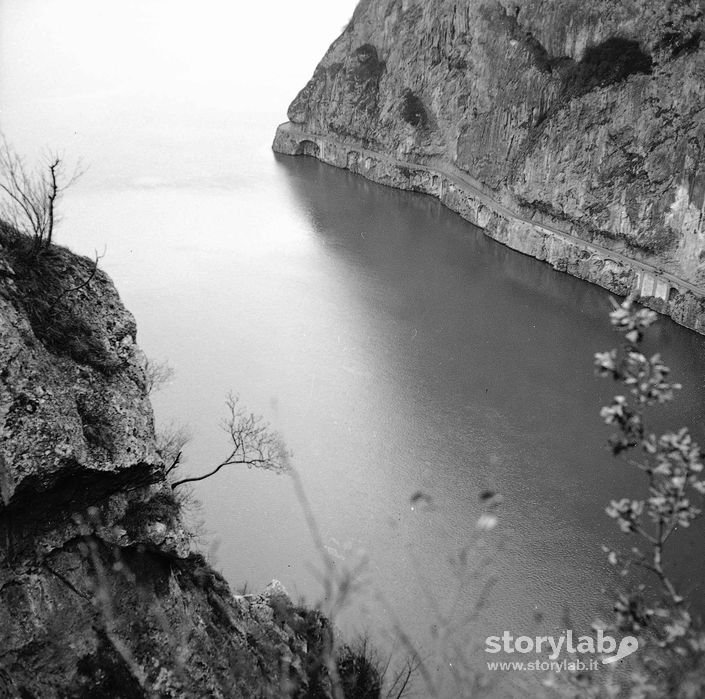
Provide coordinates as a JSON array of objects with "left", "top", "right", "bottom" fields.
[
  {"left": 0, "top": 227, "right": 335, "bottom": 698},
  {"left": 274, "top": 0, "right": 705, "bottom": 332}
]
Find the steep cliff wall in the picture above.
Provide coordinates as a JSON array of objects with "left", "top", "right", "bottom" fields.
[
  {"left": 274, "top": 0, "right": 705, "bottom": 332},
  {"left": 0, "top": 228, "right": 334, "bottom": 698}
]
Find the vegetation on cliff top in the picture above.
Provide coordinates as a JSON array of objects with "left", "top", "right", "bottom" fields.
[
  {"left": 0, "top": 137, "right": 80, "bottom": 252},
  {"left": 0, "top": 139, "right": 110, "bottom": 370},
  {"left": 0, "top": 228, "right": 112, "bottom": 370}
]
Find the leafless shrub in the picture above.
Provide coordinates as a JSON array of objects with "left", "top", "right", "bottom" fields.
[
  {"left": 0, "top": 135, "right": 82, "bottom": 250},
  {"left": 171, "top": 393, "right": 289, "bottom": 489},
  {"left": 156, "top": 421, "right": 191, "bottom": 472},
  {"left": 144, "top": 357, "right": 175, "bottom": 395}
]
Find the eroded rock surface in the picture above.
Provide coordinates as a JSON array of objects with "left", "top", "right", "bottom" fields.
[
  {"left": 275, "top": 0, "right": 705, "bottom": 331},
  {"left": 0, "top": 232, "right": 333, "bottom": 698}
]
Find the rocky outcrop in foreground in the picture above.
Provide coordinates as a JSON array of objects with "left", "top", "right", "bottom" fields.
[
  {"left": 0, "top": 228, "right": 333, "bottom": 698},
  {"left": 274, "top": 0, "right": 705, "bottom": 333}
]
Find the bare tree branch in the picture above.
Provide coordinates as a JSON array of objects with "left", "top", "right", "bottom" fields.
[
  {"left": 155, "top": 421, "right": 191, "bottom": 471},
  {"left": 144, "top": 357, "right": 175, "bottom": 395},
  {"left": 48, "top": 248, "right": 104, "bottom": 312},
  {"left": 171, "top": 394, "right": 289, "bottom": 489},
  {"left": 0, "top": 135, "right": 82, "bottom": 250}
]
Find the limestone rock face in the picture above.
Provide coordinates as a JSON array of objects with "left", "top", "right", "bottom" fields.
[
  {"left": 285, "top": 0, "right": 705, "bottom": 289},
  {"left": 0, "top": 233, "right": 333, "bottom": 698},
  {"left": 0, "top": 241, "right": 160, "bottom": 513}
]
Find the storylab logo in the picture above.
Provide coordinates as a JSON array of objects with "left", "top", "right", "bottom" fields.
[{"left": 485, "top": 630, "right": 639, "bottom": 672}]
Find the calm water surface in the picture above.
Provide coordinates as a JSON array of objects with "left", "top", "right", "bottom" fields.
[
  {"left": 56, "top": 114, "right": 705, "bottom": 689},
  {"left": 4, "top": 2, "right": 704, "bottom": 693}
]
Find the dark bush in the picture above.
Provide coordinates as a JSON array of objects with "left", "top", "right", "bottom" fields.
[
  {"left": 0, "top": 227, "right": 111, "bottom": 370},
  {"left": 659, "top": 29, "right": 702, "bottom": 59},
  {"left": 121, "top": 490, "right": 180, "bottom": 535},
  {"left": 400, "top": 90, "right": 427, "bottom": 128},
  {"left": 336, "top": 640, "right": 382, "bottom": 699},
  {"left": 562, "top": 37, "right": 652, "bottom": 99},
  {"left": 352, "top": 44, "right": 384, "bottom": 82},
  {"left": 73, "top": 631, "right": 145, "bottom": 699}
]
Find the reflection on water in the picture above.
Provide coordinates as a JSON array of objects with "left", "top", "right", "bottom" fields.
[{"left": 58, "top": 116, "right": 705, "bottom": 692}]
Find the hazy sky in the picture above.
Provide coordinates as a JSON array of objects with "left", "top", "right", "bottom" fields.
[{"left": 0, "top": 0, "right": 358, "bottom": 158}]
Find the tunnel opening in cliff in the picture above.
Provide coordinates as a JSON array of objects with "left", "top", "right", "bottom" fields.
[{"left": 295, "top": 140, "right": 321, "bottom": 157}]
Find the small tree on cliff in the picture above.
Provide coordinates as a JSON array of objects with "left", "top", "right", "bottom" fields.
[
  {"left": 0, "top": 136, "right": 81, "bottom": 251},
  {"left": 170, "top": 393, "right": 290, "bottom": 488}
]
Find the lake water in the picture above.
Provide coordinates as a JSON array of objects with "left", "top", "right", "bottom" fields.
[
  {"left": 2, "top": 2, "right": 705, "bottom": 693},
  {"left": 55, "top": 113, "right": 705, "bottom": 693}
]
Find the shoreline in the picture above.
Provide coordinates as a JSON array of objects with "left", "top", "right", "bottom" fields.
[{"left": 273, "top": 121, "right": 705, "bottom": 335}]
